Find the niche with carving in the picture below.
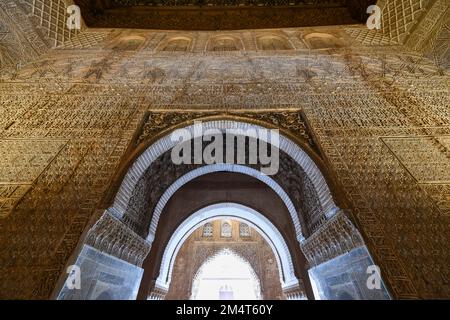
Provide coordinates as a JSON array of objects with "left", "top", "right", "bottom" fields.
[
  {"left": 257, "top": 35, "right": 292, "bottom": 50},
  {"left": 304, "top": 33, "right": 345, "bottom": 49},
  {"left": 209, "top": 36, "right": 241, "bottom": 51},
  {"left": 162, "top": 37, "right": 192, "bottom": 52},
  {"left": 112, "top": 36, "right": 146, "bottom": 51}
]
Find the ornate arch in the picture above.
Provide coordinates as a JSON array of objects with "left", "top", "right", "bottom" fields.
[
  {"left": 303, "top": 32, "right": 346, "bottom": 49},
  {"left": 155, "top": 203, "right": 299, "bottom": 291},
  {"left": 207, "top": 35, "right": 243, "bottom": 51},
  {"left": 110, "top": 120, "right": 338, "bottom": 226},
  {"left": 190, "top": 246, "right": 262, "bottom": 288},
  {"left": 147, "top": 164, "right": 305, "bottom": 242}
]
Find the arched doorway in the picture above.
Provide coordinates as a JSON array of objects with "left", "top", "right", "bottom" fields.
[
  {"left": 191, "top": 248, "right": 262, "bottom": 300},
  {"left": 154, "top": 203, "right": 298, "bottom": 299},
  {"left": 55, "top": 118, "right": 390, "bottom": 300}
]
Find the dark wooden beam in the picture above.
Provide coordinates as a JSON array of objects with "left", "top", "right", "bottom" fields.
[{"left": 73, "top": 2, "right": 359, "bottom": 30}]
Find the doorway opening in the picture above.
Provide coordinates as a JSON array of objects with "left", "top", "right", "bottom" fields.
[
  {"left": 164, "top": 215, "right": 286, "bottom": 300},
  {"left": 191, "top": 248, "right": 261, "bottom": 300}
]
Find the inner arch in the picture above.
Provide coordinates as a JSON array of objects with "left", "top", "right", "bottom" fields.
[
  {"left": 156, "top": 203, "right": 299, "bottom": 291},
  {"left": 147, "top": 163, "right": 305, "bottom": 242}
]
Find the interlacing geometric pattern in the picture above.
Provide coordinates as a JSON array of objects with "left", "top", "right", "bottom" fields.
[
  {"left": 0, "top": 0, "right": 449, "bottom": 299},
  {"left": 378, "top": 0, "right": 427, "bottom": 44},
  {"left": 56, "top": 31, "right": 111, "bottom": 50},
  {"left": 24, "top": 0, "right": 81, "bottom": 46},
  {"left": 346, "top": 0, "right": 431, "bottom": 46}
]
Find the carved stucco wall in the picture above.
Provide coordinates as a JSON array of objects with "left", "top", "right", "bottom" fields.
[
  {"left": 117, "top": 124, "right": 328, "bottom": 241},
  {"left": 0, "top": 0, "right": 87, "bottom": 72},
  {"left": 405, "top": 1, "right": 450, "bottom": 70},
  {"left": 0, "top": 1, "right": 50, "bottom": 70},
  {"left": 0, "top": 7, "right": 449, "bottom": 299},
  {"left": 347, "top": 0, "right": 449, "bottom": 54},
  {"left": 22, "top": 0, "right": 85, "bottom": 46}
]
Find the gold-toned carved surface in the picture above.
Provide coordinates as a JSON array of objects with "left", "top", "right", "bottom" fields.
[
  {"left": 0, "top": 139, "right": 66, "bottom": 217},
  {"left": 0, "top": 140, "right": 66, "bottom": 184},
  {"left": 135, "top": 110, "right": 317, "bottom": 153},
  {"left": 23, "top": 0, "right": 82, "bottom": 47},
  {"left": 0, "top": 0, "right": 449, "bottom": 300},
  {"left": 382, "top": 136, "right": 450, "bottom": 184},
  {"left": 0, "top": 185, "right": 31, "bottom": 218}
]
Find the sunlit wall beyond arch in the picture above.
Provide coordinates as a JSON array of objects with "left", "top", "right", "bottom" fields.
[{"left": 191, "top": 249, "right": 262, "bottom": 300}]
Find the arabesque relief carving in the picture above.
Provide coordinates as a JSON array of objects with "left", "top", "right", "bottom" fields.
[
  {"left": 135, "top": 110, "right": 317, "bottom": 153},
  {"left": 0, "top": 0, "right": 448, "bottom": 300}
]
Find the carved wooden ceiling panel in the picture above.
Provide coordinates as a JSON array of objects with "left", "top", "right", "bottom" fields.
[{"left": 73, "top": 0, "right": 376, "bottom": 30}]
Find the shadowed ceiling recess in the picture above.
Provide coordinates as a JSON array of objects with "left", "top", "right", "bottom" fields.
[{"left": 74, "top": 0, "right": 375, "bottom": 30}]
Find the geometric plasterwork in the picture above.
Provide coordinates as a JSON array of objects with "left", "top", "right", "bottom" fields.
[
  {"left": 0, "top": 0, "right": 449, "bottom": 299},
  {"left": 382, "top": 136, "right": 450, "bottom": 184},
  {"left": 404, "top": 0, "right": 449, "bottom": 70},
  {"left": 24, "top": 0, "right": 82, "bottom": 47},
  {"left": 348, "top": 0, "right": 449, "bottom": 76},
  {"left": 300, "top": 210, "right": 365, "bottom": 268},
  {"left": 345, "top": 27, "right": 396, "bottom": 46},
  {"left": 135, "top": 110, "right": 318, "bottom": 153},
  {"left": 346, "top": 0, "right": 432, "bottom": 47},
  {"left": 0, "top": 139, "right": 66, "bottom": 184},
  {"left": 0, "top": 139, "right": 66, "bottom": 217},
  {"left": 55, "top": 31, "right": 111, "bottom": 50},
  {"left": 0, "top": 184, "right": 31, "bottom": 218},
  {"left": 429, "top": 10, "right": 450, "bottom": 70},
  {"left": 376, "top": 0, "right": 428, "bottom": 44},
  {"left": 0, "top": 1, "right": 49, "bottom": 70},
  {"left": 85, "top": 210, "right": 151, "bottom": 267}
]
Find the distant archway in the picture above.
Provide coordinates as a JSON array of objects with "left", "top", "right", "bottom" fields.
[
  {"left": 191, "top": 248, "right": 261, "bottom": 300},
  {"left": 156, "top": 203, "right": 299, "bottom": 291},
  {"left": 57, "top": 118, "right": 383, "bottom": 301}
]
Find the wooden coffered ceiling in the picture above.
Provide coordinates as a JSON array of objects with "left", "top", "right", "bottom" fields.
[{"left": 74, "top": 0, "right": 376, "bottom": 30}]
